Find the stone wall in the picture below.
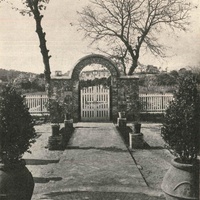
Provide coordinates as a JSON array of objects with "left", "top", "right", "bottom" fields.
[
  {"left": 51, "top": 75, "right": 139, "bottom": 122},
  {"left": 117, "top": 76, "right": 139, "bottom": 121}
]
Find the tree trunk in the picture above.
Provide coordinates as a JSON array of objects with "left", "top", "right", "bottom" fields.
[
  {"left": 32, "top": 7, "right": 51, "bottom": 97},
  {"left": 128, "top": 59, "right": 138, "bottom": 75}
]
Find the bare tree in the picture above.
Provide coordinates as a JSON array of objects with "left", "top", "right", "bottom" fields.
[
  {"left": 78, "top": 0, "right": 194, "bottom": 75},
  {"left": 3, "top": 0, "right": 51, "bottom": 94}
]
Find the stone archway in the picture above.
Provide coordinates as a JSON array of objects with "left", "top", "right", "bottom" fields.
[{"left": 71, "top": 54, "right": 120, "bottom": 122}]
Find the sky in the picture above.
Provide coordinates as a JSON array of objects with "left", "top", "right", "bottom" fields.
[{"left": 0, "top": 0, "right": 200, "bottom": 74}]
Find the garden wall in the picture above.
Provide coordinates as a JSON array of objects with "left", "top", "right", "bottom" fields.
[{"left": 51, "top": 75, "right": 139, "bottom": 122}]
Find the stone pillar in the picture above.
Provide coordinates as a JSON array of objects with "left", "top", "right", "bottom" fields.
[
  {"left": 72, "top": 80, "right": 79, "bottom": 122},
  {"left": 111, "top": 76, "right": 118, "bottom": 121},
  {"left": 117, "top": 76, "right": 139, "bottom": 121}
]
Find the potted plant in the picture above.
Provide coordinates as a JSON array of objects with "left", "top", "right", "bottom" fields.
[
  {"left": 161, "top": 73, "right": 200, "bottom": 200},
  {"left": 48, "top": 98, "right": 63, "bottom": 136},
  {"left": 0, "top": 86, "right": 36, "bottom": 199},
  {"left": 129, "top": 99, "right": 144, "bottom": 149}
]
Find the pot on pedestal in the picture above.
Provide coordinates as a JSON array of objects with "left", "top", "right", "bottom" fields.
[
  {"left": 51, "top": 124, "right": 60, "bottom": 136},
  {"left": 129, "top": 132, "right": 144, "bottom": 149},
  {"left": 132, "top": 122, "right": 141, "bottom": 133},
  {"left": 64, "top": 119, "right": 73, "bottom": 131}
]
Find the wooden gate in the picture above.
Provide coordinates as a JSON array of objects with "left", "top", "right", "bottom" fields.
[{"left": 80, "top": 85, "right": 110, "bottom": 122}]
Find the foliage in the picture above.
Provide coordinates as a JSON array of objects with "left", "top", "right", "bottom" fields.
[
  {"left": 48, "top": 98, "right": 64, "bottom": 124},
  {"left": 138, "top": 68, "right": 200, "bottom": 93},
  {"left": 0, "top": 68, "right": 37, "bottom": 83},
  {"left": 0, "top": 86, "right": 36, "bottom": 163},
  {"left": 48, "top": 92, "right": 74, "bottom": 122},
  {"left": 161, "top": 73, "right": 200, "bottom": 163},
  {"left": 156, "top": 73, "right": 177, "bottom": 86},
  {"left": 118, "top": 103, "right": 126, "bottom": 112},
  {"left": 13, "top": 73, "right": 45, "bottom": 93},
  {"left": 63, "top": 95, "right": 73, "bottom": 120},
  {"left": 78, "top": 0, "right": 194, "bottom": 74},
  {"left": 80, "top": 77, "right": 111, "bottom": 89}
]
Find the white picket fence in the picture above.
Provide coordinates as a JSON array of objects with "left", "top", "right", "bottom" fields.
[
  {"left": 25, "top": 93, "right": 174, "bottom": 115},
  {"left": 139, "top": 93, "right": 173, "bottom": 113},
  {"left": 25, "top": 94, "right": 49, "bottom": 115}
]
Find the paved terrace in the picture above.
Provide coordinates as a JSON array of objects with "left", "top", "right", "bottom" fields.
[{"left": 23, "top": 123, "right": 165, "bottom": 200}]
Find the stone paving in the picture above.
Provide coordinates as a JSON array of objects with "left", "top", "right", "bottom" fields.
[{"left": 23, "top": 123, "right": 165, "bottom": 200}]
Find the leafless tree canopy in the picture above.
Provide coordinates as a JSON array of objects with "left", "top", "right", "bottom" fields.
[{"left": 78, "top": 0, "right": 194, "bottom": 75}]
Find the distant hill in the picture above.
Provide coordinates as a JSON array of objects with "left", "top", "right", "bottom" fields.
[{"left": 0, "top": 68, "right": 37, "bottom": 82}]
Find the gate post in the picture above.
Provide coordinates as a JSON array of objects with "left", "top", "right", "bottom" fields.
[{"left": 117, "top": 76, "right": 139, "bottom": 121}]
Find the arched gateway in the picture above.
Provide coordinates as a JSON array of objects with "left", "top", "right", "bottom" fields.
[
  {"left": 71, "top": 54, "right": 120, "bottom": 122},
  {"left": 51, "top": 54, "right": 139, "bottom": 123}
]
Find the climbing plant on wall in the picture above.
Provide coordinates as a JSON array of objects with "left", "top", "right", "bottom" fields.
[{"left": 80, "top": 77, "right": 111, "bottom": 89}]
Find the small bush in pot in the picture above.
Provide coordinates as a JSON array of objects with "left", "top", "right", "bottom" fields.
[
  {"left": 63, "top": 95, "right": 73, "bottom": 132},
  {"left": 48, "top": 98, "right": 63, "bottom": 136},
  {"left": 0, "top": 86, "right": 36, "bottom": 199},
  {"left": 63, "top": 95, "right": 73, "bottom": 120},
  {"left": 161, "top": 73, "right": 200, "bottom": 200}
]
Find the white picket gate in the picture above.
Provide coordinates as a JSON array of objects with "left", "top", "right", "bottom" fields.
[
  {"left": 80, "top": 85, "right": 110, "bottom": 121},
  {"left": 139, "top": 93, "right": 173, "bottom": 113}
]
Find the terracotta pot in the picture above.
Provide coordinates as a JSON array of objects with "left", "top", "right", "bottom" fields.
[
  {"left": 0, "top": 159, "right": 34, "bottom": 200},
  {"left": 161, "top": 158, "right": 199, "bottom": 200},
  {"left": 51, "top": 124, "right": 60, "bottom": 136},
  {"left": 64, "top": 119, "right": 73, "bottom": 130},
  {"left": 133, "top": 123, "right": 141, "bottom": 133}
]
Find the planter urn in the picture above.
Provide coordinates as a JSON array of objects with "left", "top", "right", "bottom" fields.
[
  {"left": 0, "top": 160, "right": 34, "bottom": 200},
  {"left": 161, "top": 158, "right": 199, "bottom": 200},
  {"left": 51, "top": 124, "right": 60, "bottom": 136},
  {"left": 133, "top": 122, "right": 141, "bottom": 133},
  {"left": 64, "top": 119, "right": 73, "bottom": 130}
]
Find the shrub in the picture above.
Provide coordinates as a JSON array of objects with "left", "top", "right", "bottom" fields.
[
  {"left": 161, "top": 73, "right": 200, "bottom": 164},
  {"left": 48, "top": 98, "right": 64, "bottom": 124},
  {"left": 0, "top": 86, "right": 36, "bottom": 163}
]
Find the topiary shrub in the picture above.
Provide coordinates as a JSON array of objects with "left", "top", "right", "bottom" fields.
[
  {"left": 0, "top": 86, "right": 36, "bottom": 163},
  {"left": 161, "top": 73, "right": 200, "bottom": 164}
]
